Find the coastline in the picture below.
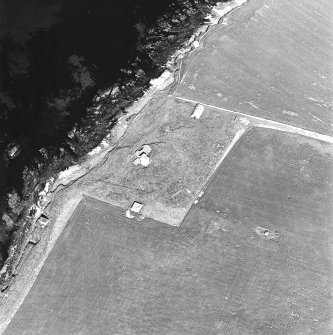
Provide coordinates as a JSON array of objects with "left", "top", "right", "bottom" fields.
[{"left": 0, "top": 0, "right": 249, "bottom": 332}]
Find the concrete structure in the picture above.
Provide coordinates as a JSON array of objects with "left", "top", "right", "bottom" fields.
[
  {"left": 135, "top": 145, "right": 152, "bottom": 157},
  {"left": 191, "top": 104, "right": 204, "bottom": 119},
  {"left": 131, "top": 201, "right": 143, "bottom": 213},
  {"left": 134, "top": 145, "right": 152, "bottom": 166},
  {"left": 133, "top": 153, "right": 151, "bottom": 167}
]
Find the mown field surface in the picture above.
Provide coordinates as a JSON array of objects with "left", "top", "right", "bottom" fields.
[
  {"left": 195, "top": 128, "right": 333, "bottom": 334},
  {"left": 4, "top": 128, "right": 332, "bottom": 335},
  {"left": 175, "top": 0, "right": 333, "bottom": 135}
]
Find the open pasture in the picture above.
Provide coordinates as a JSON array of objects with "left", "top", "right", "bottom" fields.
[
  {"left": 175, "top": 0, "right": 333, "bottom": 135},
  {"left": 4, "top": 128, "right": 333, "bottom": 334}
]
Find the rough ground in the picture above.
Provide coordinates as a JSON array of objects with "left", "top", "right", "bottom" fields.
[
  {"left": 78, "top": 98, "right": 245, "bottom": 226},
  {"left": 1, "top": 0, "right": 333, "bottom": 333}
]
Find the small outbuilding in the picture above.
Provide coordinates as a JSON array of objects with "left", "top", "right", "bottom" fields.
[
  {"left": 126, "top": 201, "right": 145, "bottom": 221},
  {"left": 131, "top": 202, "right": 143, "bottom": 213},
  {"left": 191, "top": 104, "right": 204, "bottom": 119},
  {"left": 133, "top": 153, "right": 151, "bottom": 167},
  {"left": 133, "top": 145, "right": 152, "bottom": 167},
  {"left": 135, "top": 144, "right": 152, "bottom": 157}
]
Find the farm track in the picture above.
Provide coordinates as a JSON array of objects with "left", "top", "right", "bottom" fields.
[{"left": 175, "top": 97, "right": 333, "bottom": 144}]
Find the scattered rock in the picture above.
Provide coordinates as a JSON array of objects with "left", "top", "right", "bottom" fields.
[
  {"left": 6, "top": 142, "right": 21, "bottom": 159},
  {"left": 29, "top": 228, "right": 41, "bottom": 244},
  {"left": 7, "top": 191, "right": 22, "bottom": 214},
  {"left": 291, "top": 311, "right": 301, "bottom": 321},
  {"left": 254, "top": 226, "right": 280, "bottom": 241},
  {"left": 206, "top": 219, "right": 230, "bottom": 234},
  {"left": 38, "top": 214, "right": 49, "bottom": 228},
  {"left": 1, "top": 214, "right": 14, "bottom": 231}
]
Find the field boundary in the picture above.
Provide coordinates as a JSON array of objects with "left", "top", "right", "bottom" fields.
[
  {"left": 175, "top": 97, "right": 333, "bottom": 144},
  {"left": 189, "top": 126, "right": 248, "bottom": 208}
]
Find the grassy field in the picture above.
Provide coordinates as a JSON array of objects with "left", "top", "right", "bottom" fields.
[
  {"left": 194, "top": 127, "right": 333, "bottom": 334},
  {"left": 175, "top": 0, "right": 333, "bottom": 135},
  {"left": 4, "top": 128, "right": 332, "bottom": 335}
]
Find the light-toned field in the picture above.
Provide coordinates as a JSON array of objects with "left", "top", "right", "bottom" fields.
[
  {"left": 174, "top": 0, "right": 333, "bottom": 135},
  {"left": 3, "top": 128, "right": 332, "bottom": 335},
  {"left": 194, "top": 128, "right": 333, "bottom": 334}
]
